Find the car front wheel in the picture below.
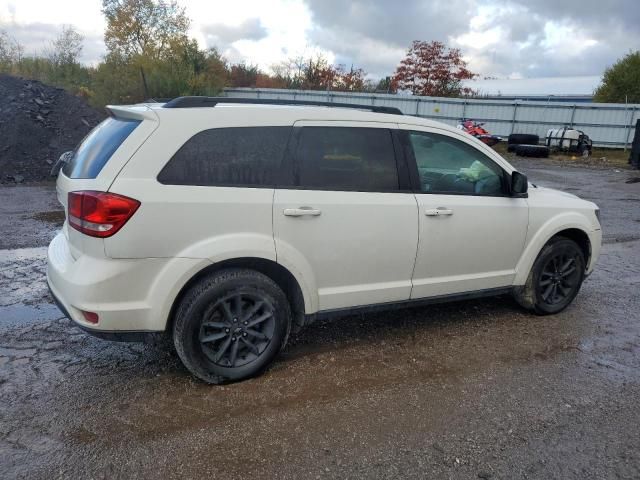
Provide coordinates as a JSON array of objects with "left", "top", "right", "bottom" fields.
[
  {"left": 514, "top": 237, "right": 586, "bottom": 315},
  {"left": 173, "top": 268, "right": 291, "bottom": 384}
]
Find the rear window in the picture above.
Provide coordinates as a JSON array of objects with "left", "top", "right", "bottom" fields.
[
  {"left": 63, "top": 118, "right": 141, "bottom": 179},
  {"left": 157, "top": 127, "right": 292, "bottom": 187},
  {"left": 295, "top": 127, "right": 399, "bottom": 191}
]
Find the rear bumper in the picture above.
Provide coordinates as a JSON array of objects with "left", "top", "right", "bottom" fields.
[
  {"left": 46, "top": 232, "right": 209, "bottom": 336},
  {"left": 48, "top": 281, "right": 150, "bottom": 342}
]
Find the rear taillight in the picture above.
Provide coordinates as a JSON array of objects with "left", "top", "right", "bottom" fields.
[{"left": 68, "top": 191, "right": 140, "bottom": 238}]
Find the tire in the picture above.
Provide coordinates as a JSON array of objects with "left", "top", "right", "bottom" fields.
[
  {"left": 173, "top": 268, "right": 292, "bottom": 384},
  {"left": 513, "top": 144, "right": 550, "bottom": 158},
  {"left": 513, "top": 237, "right": 586, "bottom": 315},
  {"left": 507, "top": 143, "right": 517, "bottom": 152},
  {"left": 578, "top": 143, "right": 591, "bottom": 158},
  {"left": 508, "top": 133, "right": 539, "bottom": 145}
]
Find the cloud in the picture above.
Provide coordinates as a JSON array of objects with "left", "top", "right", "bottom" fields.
[
  {"left": 201, "top": 17, "right": 268, "bottom": 50},
  {"left": 302, "top": 0, "right": 640, "bottom": 79},
  {"left": 456, "top": 1, "right": 640, "bottom": 81},
  {"left": 303, "top": 0, "right": 478, "bottom": 77},
  {"left": 0, "top": 21, "right": 105, "bottom": 64},
  {"left": 2, "top": 0, "right": 638, "bottom": 81}
]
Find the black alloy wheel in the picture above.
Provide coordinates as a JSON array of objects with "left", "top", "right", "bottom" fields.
[
  {"left": 513, "top": 237, "right": 586, "bottom": 315},
  {"left": 537, "top": 251, "right": 581, "bottom": 306},
  {"left": 173, "top": 269, "right": 291, "bottom": 384},
  {"left": 198, "top": 292, "right": 276, "bottom": 368}
]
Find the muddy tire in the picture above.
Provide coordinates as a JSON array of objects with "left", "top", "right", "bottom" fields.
[
  {"left": 513, "top": 237, "right": 586, "bottom": 315},
  {"left": 508, "top": 133, "right": 539, "bottom": 145},
  {"left": 173, "top": 268, "right": 291, "bottom": 384},
  {"left": 513, "top": 144, "right": 550, "bottom": 158}
]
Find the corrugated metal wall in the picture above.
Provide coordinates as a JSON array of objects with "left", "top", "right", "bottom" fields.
[{"left": 224, "top": 88, "right": 640, "bottom": 148}]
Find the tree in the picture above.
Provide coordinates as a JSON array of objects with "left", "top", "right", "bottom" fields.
[
  {"left": 336, "top": 65, "right": 366, "bottom": 91},
  {"left": 229, "top": 63, "right": 259, "bottom": 87},
  {"left": 391, "top": 40, "right": 476, "bottom": 97},
  {"left": 594, "top": 51, "right": 640, "bottom": 103},
  {"left": 375, "top": 76, "right": 394, "bottom": 93},
  {"left": 268, "top": 54, "right": 370, "bottom": 92},
  {"left": 49, "top": 26, "right": 84, "bottom": 66},
  {"left": 0, "top": 30, "right": 23, "bottom": 69},
  {"left": 102, "top": 0, "right": 190, "bottom": 60}
]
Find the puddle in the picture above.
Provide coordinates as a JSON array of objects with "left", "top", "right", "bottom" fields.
[
  {"left": 0, "top": 246, "right": 49, "bottom": 308},
  {"left": 0, "top": 303, "right": 63, "bottom": 327}
]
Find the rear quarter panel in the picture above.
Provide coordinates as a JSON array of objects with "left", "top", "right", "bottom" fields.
[{"left": 104, "top": 108, "right": 286, "bottom": 260}]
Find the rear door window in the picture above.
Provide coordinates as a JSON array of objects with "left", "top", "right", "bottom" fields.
[
  {"left": 158, "top": 126, "right": 292, "bottom": 187},
  {"left": 63, "top": 117, "right": 141, "bottom": 179},
  {"left": 295, "top": 127, "right": 399, "bottom": 191}
]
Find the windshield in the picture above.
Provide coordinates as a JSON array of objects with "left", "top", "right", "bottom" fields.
[{"left": 62, "top": 117, "right": 140, "bottom": 179}]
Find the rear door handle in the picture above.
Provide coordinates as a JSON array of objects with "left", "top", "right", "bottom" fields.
[
  {"left": 283, "top": 207, "right": 322, "bottom": 217},
  {"left": 425, "top": 207, "right": 453, "bottom": 216}
]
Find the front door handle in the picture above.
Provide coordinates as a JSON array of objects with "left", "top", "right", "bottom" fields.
[
  {"left": 425, "top": 207, "right": 453, "bottom": 216},
  {"left": 283, "top": 207, "right": 322, "bottom": 217}
]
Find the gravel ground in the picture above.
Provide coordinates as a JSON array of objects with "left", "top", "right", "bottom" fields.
[{"left": 1, "top": 160, "right": 639, "bottom": 479}]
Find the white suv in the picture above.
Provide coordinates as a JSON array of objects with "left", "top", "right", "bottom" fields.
[{"left": 47, "top": 97, "right": 602, "bottom": 383}]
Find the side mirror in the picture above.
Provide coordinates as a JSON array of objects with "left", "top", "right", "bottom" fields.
[{"left": 511, "top": 171, "right": 528, "bottom": 197}]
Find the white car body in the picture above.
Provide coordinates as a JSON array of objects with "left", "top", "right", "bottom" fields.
[{"left": 47, "top": 101, "right": 602, "bottom": 339}]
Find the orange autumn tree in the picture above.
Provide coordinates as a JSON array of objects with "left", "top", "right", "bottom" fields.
[{"left": 392, "top": 40, "right": 476, "bottom": 97}]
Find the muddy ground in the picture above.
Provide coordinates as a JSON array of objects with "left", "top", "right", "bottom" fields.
[{"left": 1, "top": 160, "right": 640, "bottom": 479}]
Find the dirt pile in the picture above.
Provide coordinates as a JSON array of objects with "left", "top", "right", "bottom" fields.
[{"left": 0, "top": 74, "right": 106, "bottom": 183}]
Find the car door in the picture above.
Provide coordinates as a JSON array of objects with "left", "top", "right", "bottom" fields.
[
  {"left": 401, "top": 126, "right": 529, "bottom": 299},
  {"left": 273, "top": 121, "right": 418, "bottom": 312}
]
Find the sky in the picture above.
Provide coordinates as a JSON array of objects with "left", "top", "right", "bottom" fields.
[{"left": 1, "top": 0, "right": 638, "bottom": 93}]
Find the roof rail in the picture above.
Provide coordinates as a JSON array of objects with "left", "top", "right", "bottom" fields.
[{"left": 162, "top": 96, "right": 403, "bottom": 115}]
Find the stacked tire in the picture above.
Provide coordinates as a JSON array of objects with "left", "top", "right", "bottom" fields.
[{"left": 507, "top": 133, "right": 550, "bottom": 158}]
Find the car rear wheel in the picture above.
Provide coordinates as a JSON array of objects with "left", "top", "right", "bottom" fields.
[
  {"left": 513, "top": 237, "right": 586, "bottom": 315},
  {"left": 173, "top": 268, "right": 291, "bottom": 384}
]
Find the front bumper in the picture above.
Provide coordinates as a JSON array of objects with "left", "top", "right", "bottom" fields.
[{"left": 586, "top": 228, "right": 602, "bottom": 275}]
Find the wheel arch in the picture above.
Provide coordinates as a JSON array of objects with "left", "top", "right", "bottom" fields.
[
  {"left": 552, "top": 228, "right": 591, "bottom": 264},
  {"left": 165, "top": 257, "right": 308, "bottom": 335},
  {"left": 515, "top": 218, "right": 594, "bottom": 285}
]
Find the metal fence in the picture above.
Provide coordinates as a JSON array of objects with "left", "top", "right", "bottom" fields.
[{"left": 224, "top": 87, "right": 640, "bottom": 149}]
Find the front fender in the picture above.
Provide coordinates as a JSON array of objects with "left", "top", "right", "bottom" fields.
[{"left": 514, "top": 212, "right": 598, "bottom": 285}]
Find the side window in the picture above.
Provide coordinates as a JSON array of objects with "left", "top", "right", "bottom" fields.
[
  {"left": 296, "top": 127, "right": 399, "bottom": 191},
  {"left": 158, "top": 126, "right": 292, "bottom": 187},
  {"left": 408, "top": 131, "right": 506, "bottom": 196}
]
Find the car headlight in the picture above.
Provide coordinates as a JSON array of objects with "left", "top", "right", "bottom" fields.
[{"left": 594, "top": 208, "right": 601, "bottom": 223}]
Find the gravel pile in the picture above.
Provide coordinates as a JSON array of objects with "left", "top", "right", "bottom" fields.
[{"left": 0, "top": 74, "right": 106, "bottom": 184}]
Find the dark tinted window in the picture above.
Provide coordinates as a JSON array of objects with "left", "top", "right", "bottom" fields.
[
  {"left": 158, "top": 127, "right": 292, "bottom": 186},
  {"left": 63, "top": 118, "right": 141, "bottom": 179},
  {"left": 296, "top": 127, "right": 399, "bottom": 191},
  {"left": 409, "top": 131, "right": 505, "bottom": 196}
]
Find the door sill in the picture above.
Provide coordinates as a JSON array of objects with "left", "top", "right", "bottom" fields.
[{"left": 308, "top": 286, "right": 513, "bottom": 322}]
